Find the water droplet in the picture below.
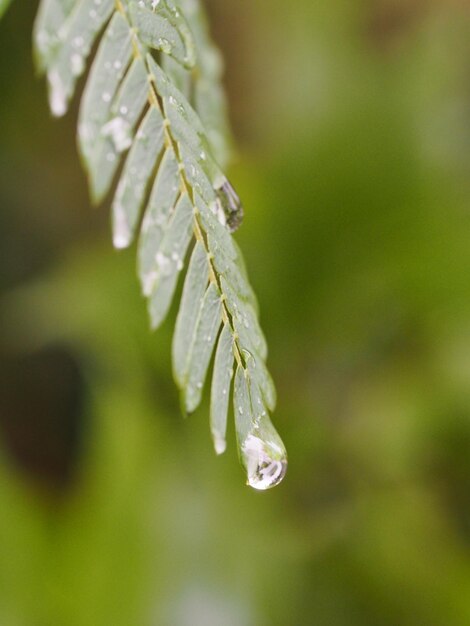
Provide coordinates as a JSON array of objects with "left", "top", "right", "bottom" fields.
[
  {"left": 213, "top": 179, "right": 244, "bottom": 232},
  {"left": 156, "top": 252, "right": 172, "bottom": 276},
  {"left": 101, "top": 117, "right": 132, "bottom": 153},
  {"left": 157, "top": 37, "right": 172, "bottom": 54},
  {"left": 242, "top": 434, "right": 287, "bottom": 491}
]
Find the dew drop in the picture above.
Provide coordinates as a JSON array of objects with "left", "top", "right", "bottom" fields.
[
  {"left": 157, "top": 37, "right": 172, "bottom": 54},
  {"left": 155, "top": 252, "right": 172, "bottom": 276},
  {"left": 101, "top": 116, "right": 132, "bottom": 153},
  {"left": 242, "top": 434, "right": 287, "bottom": 491},
  {"left": 213, "top": 179, "right": 244, "bottom": 232}
]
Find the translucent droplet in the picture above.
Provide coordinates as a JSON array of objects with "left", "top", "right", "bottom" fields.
[
  {"left": 101, "top": 117, "right": 132, "bottom": 153},
  {"left": 242, "top": 434, "right": 287, "bottom": 491},
  {"left": 214, "top": 179, "right": 244, "bottom": 232},
  {"left": 155, "top": 252, "right": 172, "bottom": 276},
  {"left": 157, "top": 37, "right": 172, "bottom": 54}
]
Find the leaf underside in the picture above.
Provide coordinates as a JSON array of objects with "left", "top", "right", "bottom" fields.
[{"left": 29, "top": 0, "right": 287, "bottom": 488}]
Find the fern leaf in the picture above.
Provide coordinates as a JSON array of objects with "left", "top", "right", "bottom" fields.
[
  {"left": 172, "top": 241, "right": 210, "bottom": 387},
  {"left": 183, "top": 283, "right": 222, "bottom": 413},
  {"left": 210, "top": 323, "right": 234, "bottom": 455},
  {"left": 176, "top": 0, "right": 233, "bottom": 166},
  {"left": 29, "top": 0, "right": 288, "bottom": 488}
]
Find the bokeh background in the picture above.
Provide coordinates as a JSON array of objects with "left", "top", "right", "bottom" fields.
[{"left": 2, "top": 1, "right": 470, "bottom": 624}]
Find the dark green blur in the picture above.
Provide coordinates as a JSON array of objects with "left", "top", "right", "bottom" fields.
[{"left": 1, "top": 1, "right": 470, "bottom": 624}]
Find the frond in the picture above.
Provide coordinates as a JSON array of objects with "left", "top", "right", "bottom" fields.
[{"left": 29, "top": 0, "right": 287, "bottom": 489}]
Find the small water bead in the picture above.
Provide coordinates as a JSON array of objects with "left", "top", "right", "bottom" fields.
[
  {"left": 213, "top": 180, "right": 244, "bottom": 233},
  {"left": 171, "top": 252, "right": 184, "bottom": 271},
  {"left": 242, "top": 434, "right": 288, "bottom": 491},
  {"left": 155, "top": 252, "right": 172, "bottom": 276},
  {"left": 157, "top": 38, "right": 172, "bottom": 54},
  {"left": 169, "top": 95, "right": 185, "bottom": 116},
  {"left": 102, "top": 117, "right": 132, "bottom": 152}
]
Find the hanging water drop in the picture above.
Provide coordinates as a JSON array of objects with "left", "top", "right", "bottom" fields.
[
  {"left": 241, "top": 434, "right": 287, "bottom": 491},
  {"left": 213, "top": 179, "right": 244, "bottom": 232}
]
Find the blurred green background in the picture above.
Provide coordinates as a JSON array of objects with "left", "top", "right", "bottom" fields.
[{"left": 2, "top": 1, "right": 470, "bottom": 624}]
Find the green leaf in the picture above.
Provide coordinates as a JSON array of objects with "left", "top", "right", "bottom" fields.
[
  {"left": 183, "top": 283, "right": 222, "bottom": 414},
  {"left": 139, "top": 148, "right": 181, "bottom": 297},
  {"left": 33, "top": 0, "right": 77, "bottom": 71},
  {"left": 85, "top": 57, "right": 150, "bottom": 202},
  {"left": 32, "top": 0, "right": 287, "bottom": 488},
  {"left": 210, "top": 323, "right": 234, "bottom": 455},
  {"left": 128, "top": 0, "right": 195, "bottom": 68},
  {"left": 78, "top": 13, "right": 133, "bottom": 181},
  {"left": 177, "top": 0, "right": 233, "bottom": 166},
  {"left": 44, "top": 0, "right": 114, "bottom": 116},
  {"left": 172, "top": 241, "right": 210, "bottom": 387},
  {"left": 112, "top": 106, "right": 165, "bottom": 249},
  {"left": 147, "top": 193, "right": 194, "bottom": 329}
]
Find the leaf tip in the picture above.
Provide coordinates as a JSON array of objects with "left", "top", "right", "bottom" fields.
[{"left": 213, "top": 433, "right": 226, "bottom": 455}]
